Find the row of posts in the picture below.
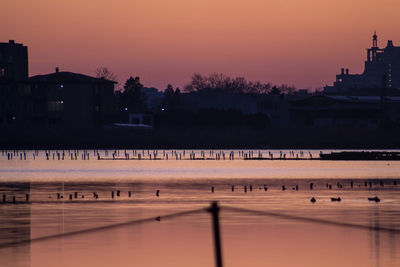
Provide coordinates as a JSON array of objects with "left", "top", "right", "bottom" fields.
[
  {"left": 2, "top": 149, "right": 315, "bottom": 161},
  {"left": 3, "top": 179, "right": 395, "bottom": 204}
]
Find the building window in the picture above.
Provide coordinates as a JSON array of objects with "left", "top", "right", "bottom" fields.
[
  {"left": 23, "top": 85, "right": 31, "bottom": 96},
  {"left": 48, "top": 101, "right": 64, "bottom": 112}
]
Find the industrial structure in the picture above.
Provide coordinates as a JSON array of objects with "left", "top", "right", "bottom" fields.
[{"left": 324, "top": 32, "right": 400, "bottom": 94}]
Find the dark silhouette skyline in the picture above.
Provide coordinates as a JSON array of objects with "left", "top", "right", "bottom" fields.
[{"left": 1, "top": 35, "right": 400, "bottom": 149}]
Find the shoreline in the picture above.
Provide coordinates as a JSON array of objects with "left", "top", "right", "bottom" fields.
[{"left": 2, "top": 127, "right": 400, "bottom": 150}]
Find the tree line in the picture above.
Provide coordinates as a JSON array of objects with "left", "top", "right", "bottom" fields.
[
  {"left": 184, "top": 73, "right": 296, "bottom": 95},
  {"left": 95, "top": 67, "right": 297, "bottom": 113}
]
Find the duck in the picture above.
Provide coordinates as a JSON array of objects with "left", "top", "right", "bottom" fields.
[{"left": 368, "top": 196, "right": 380, "bottom": 202}]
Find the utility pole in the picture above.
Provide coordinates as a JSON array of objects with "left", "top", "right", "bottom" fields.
[{"left": 208, "top": 202, "right": 223, "bottom": 267}]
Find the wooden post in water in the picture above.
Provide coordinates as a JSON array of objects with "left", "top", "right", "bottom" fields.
[{"left": 208, "top": 202, "right": 223, "bottom": 267}]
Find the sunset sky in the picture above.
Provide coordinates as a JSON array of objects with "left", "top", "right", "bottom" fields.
[{"left": 2, "top": 0, "right": 399, "bottom": 90}]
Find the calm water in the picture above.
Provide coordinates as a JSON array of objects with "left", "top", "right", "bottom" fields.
[{"left": 0, "top": 150, "right": 399, "bottom": 267}]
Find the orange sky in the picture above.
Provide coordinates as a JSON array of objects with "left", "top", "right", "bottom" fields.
[{"left": 2, "top": 0, "right": 399, "bottom": 90}]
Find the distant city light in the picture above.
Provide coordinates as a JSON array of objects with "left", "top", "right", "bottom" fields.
[
  {"left": 125, "top": 107, "right": 128, "bottom": 111},
  {"left": 161, "top": 108, "right": 165, "bottom": 111},
  {"left": 60, "top": 85, "right": 64, "bottom": 88},
  {"left": 61, "top": 101, "right": 64, "bottom": 104}
]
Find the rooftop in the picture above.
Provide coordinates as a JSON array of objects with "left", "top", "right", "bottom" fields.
[
  {"left": 0, "top": 40, "right": 26, "bottom": 47},
  {"left": 29, "top": 70, "right": 116, "bottom": 84},
  {"left": 293, "top": 95, "right": 400, "bottom": 104}
]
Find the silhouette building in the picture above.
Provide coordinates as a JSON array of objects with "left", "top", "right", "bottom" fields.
[
  {"left": 324, "top": 33, "right": 400, "bottom": 94},
  {"left": 27, "top": 69, "right": 116, "bottom": 128},
  {"left": 0, "top": 40, "right": 28, "bottom": 126},
  {"left": 0, "top": 40, "right": 117, "bottom": 128},
  {"left": 0, "top": 40, "right": 28, "bottom": 81}
]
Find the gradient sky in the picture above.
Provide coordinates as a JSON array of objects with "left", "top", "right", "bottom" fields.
[{"left": 2, "top": 0, "right": 399, "bottom": 90}]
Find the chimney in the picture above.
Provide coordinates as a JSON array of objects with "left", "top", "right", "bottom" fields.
[
  {"left": 387, "top": 40, "right": 393, "bottom": 47},
  {"left": 341, "top": 68, "right": 344, "bottom": 75},
  {"left": 56, "top": 67, "right": 59, "bottom": 73},
  {"left": 9, "top": 40, "right": 15, "bottom": 44},
  {"left": 345, "top": 69, "right": 349, "bottom": 75}
]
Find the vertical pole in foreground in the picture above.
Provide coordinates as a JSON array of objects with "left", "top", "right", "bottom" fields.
[{"left": 208, "top": 201, "right": 223, "bottom": 267}]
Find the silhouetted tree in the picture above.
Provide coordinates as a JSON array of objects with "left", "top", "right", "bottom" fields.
[
  {"left": 164, "top": 84, "right": 174, "bottom": 97},
  {"left": 122, "top": 76, "right": 147, "bottom": 112},
  {"left": 185, "top": 73, "right": 205, "bottom": 92},
  {"left": 269, "top": 86, "right": 281, "bottom": 94},
  {"left": 163, "top": 84, "right": 181, "bottom": 110},
  {"left": 124, "top": 76, "right": 142, "bottom": 95},
  {"left": 184, "top": 73, "right": 291, "bottom": 94},
  {"left": 279, "top": 84, "right": 296, "bottom": 95},
  {"left": 95, "top": 67, "right": 118, "bottom": 82},
  {"left": 248, "top": 81, "right": 272, "bottom": 94}
]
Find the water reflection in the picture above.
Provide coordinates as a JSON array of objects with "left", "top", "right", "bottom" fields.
[
  {"left": 0, "top": 179, "right": 399, "bottom": 266},
  {"left": 0, "top": 183, "right": 31, "bottom": 267},
  {"left": 0, "top": 151, "right": 400, "bottom": 266}
]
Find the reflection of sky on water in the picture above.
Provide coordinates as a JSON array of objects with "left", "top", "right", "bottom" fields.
[
  {"left": 2, "top": 153, "right": 400, "bottom": 182},
  {"left": 0, "top": 150, "right": 399, "bottom": 266}
]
